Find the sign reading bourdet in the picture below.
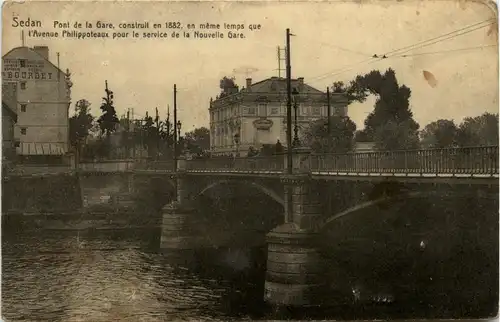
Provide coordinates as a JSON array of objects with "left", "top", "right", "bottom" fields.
[{"left": 2, "top": 58, "right": 54, "bottom": 81}]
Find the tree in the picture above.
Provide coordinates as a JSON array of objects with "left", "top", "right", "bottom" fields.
[
  {"left": 219, "top": 76, "right": 239, "bottom": 98},
  {"left": 97, "top": 80, "right": 119, "bottom": 137},
  {"left": 69, "top": 99, "right": 94, "bottom": 148},
  {"left": 354, "top": 130, "right": 370, "bottom": 143},
  {"left": 184, "top": 127, "right": 210, "bottom": 154},
  {"left": 457, "top": 112, "right": 499, "bottom": 147},
  {"left": 302, "top": 115, "right": 357, "bottom": 153},
  {"left": 128, "top": 109, "right": 176, "bottom": 159},
  {"left": 340, "top": 68, "right": 419, "bottom": 150},
  {"left": 373, "top": 119, "right": 420, "bottom": 150},
  {"left": 139, "top": 111, "right": 156, "bottom": 157},
  {"left": 420, "top": 119, "right": 458, "bottom": 148}
]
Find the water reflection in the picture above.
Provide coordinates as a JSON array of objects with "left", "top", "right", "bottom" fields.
[
  {"left": 2, "top": 192, "right": 498, "bottom": 321},
  {"left": 2, "top": 228, "right": 267, "bottom": 321}
]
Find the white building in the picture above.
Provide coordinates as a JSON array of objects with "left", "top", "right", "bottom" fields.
[
  {"left": 209, "top": 77, "right": 349, "bottom": 155},
  {"left": 2, "top": 46, "right": 72, "bottom": 161}
]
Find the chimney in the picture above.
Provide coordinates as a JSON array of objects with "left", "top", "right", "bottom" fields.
[
  {"left": 246, "top": 78, "right": 252, "bottom": 91},
  {"left": 297, "top": 77, "right": 304, "bottom": 87},
  {"left": 33, "top": 46, "right": 49, "bottom": 60}
]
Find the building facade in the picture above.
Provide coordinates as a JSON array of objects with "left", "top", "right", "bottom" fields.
[
  {"left": 2, "top": 46, "right": 72, "bottom": 161},
  {"left": 209, "top": 77, "right": 348, "bottom": 155},
  {"left": 2, "top": 102, "right": 17, "bottom": 161}
]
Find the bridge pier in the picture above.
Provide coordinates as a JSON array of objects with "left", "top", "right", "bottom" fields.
[
  {"left": 160, "top": 171, "right": 204, "bottom": 252},
  {"left": 264, "top": 174, "right": 327, "bottom": 307}
]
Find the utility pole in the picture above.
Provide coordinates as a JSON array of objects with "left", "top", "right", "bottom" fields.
[
  {"left": 173, "top": 84, "right": 178, "bottom": 172},
  {"left": 327, "top": 86, "right": 331, "bottom": 134},
  {"left": 286, "top": 29, "right": 293, "bottom": 175},
  {"left": 155, "top": 107, "right": 160, "bottom": 160},
  {"left": 127, "top": 109, "right": 130, "bottom": 158},
  {"left": 131, "top": 108, "right": 136, "bottom": 159}
]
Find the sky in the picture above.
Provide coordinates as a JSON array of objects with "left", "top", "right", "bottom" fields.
[{"left": 2, "top": 0, "right": 498, "bottom": 134}]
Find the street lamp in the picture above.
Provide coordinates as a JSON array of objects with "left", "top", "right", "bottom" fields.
[
  {"left": 176, "top": 120, "right": 182, "bottom": 142},
  {"left": 292, "top": 88, "right": 300, "bottom": 147}
]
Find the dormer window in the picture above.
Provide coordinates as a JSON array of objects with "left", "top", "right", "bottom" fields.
[{"left": 19, "top": 59, "right": 26, "bottom": 68}]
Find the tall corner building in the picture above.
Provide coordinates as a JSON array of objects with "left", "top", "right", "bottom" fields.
[
  {"left": 209, "top": 76, "right": 349, "bottom": 155},
  {"left": 2, "top": 46, "right": 72, "bottom": 161}
]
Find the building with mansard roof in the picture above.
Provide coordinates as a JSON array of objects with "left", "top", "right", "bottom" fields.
[
  {"left": 2, "top": 46, "right": 72, "bottom": 161},
  {"left": 209, "top": 76, "right": 349, "bottom": 155}
]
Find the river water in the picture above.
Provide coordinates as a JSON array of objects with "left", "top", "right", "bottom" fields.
[
  {"left": 2, "top": 192, "right": 498, "bottom": 321},
  {"left": 2, "top": 226, "right": 278, "bottom": 321}
]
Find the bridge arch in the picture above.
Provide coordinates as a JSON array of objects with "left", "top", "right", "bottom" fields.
[
  {"left": 321, "top": 189, "right": 498, "bottom": 230},
  {"left": 197, "top": 179, "right": 285, "bottom": 207}
]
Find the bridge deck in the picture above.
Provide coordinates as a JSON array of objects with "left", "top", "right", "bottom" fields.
[{"left": 5, "top": 146, "right": 499, "bottom": 183}]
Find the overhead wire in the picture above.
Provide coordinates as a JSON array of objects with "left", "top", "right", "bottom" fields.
[
  {"left": 398, "top": 44, "right": 497, "bottom": 58},
  {"left": 307, "top": 18, "right": 495, "bottom": 83}
]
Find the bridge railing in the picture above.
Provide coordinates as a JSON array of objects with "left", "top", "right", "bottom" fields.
[
  {"left": 134, "top": 160, "right": 175, "bottom": 171},
  {"left": 78, "top": 160, "right": 136, "bottom": 172},
  {"left": 308, "top": 146, "right": 499, "bottom": 175},
  {"left": 185, "top": 155, "right": 285, "bottom": 172}
]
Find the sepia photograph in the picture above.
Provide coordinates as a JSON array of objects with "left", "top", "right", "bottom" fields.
[{"left": 1, "top": 1, "right": 499, "bottom": 321}]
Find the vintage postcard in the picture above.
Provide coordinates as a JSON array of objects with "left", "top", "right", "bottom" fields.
[{"left": 1, "top": 0, "right": 498, "bottom": 321}]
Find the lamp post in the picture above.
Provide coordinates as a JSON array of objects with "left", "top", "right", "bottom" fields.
[
  {"left": 176, "top": 120, "right": 182, "bottom": 155},
  {"left": 176, "top": 120, "right": 182, "bottom": 141},
  {"left": 292, "top": 88, "right": 300, "bottom": 147}
]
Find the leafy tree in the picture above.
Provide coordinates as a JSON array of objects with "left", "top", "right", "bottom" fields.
[
  {"left": 420, "top": 119, "right": 459, "bottom": 148},
  {"left": 302, "top": 115, "right": 357, "bottom": 153},
  {"left": 373, "top": 119, "right": 420, "bottom": 150},
  {"left": 219, "top": 76, "right": 239, "bottom": 98},
  {"left": 129, "top": 109, "right": 176, "bottom": 159},
  {"left": 97, "top": 81, "right": 119, "bottom": 137},
  {"left": 139, "top": 111, "right": 157, "bottom": 157},
  {"left": 184, "top": 127, "right": 210, "bottom": 154},
  {"left": 69, "top": 99, "right": 94, "bottom": 148},
  {"left": 457, "top": 112, "right": 499, "bottom": 147},
  {"left": 339, "top": 68, "right": 419, "bottom": 150},
  {"left": 354, "top": 130, "right": 370, "bottom": 143}
]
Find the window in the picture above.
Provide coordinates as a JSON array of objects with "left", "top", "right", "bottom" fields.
[
  {"left": 21, "top": 104, "right": 27, "bottom": 112},
  {"left": 19, "top": 59, "right": 26, "bottom": 68},
  {"left": 247, "top": 107, "right": 256, "bottom": 115},
  {"left": 21, "top": 128, "right": 27, "bottom": 135},
  {"left": 258, "top": 103, "right": 267, "bottom": 117},
  {"left": 312, "top": 106, "right": 321, "bottom": 116},
  {"left": 14, "top": 140, "right": 20, "bottom": 148},
  {"left": 20, "top": 82, "right": 26, "bottom": 90},
  {"left": 270, "top": 107, "right": 279, "bottom": 115}
]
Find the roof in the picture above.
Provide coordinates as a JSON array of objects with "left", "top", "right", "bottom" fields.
[
  {"left": 241, "top": 77, "right": 324, "bottom": 95},
  {"left": 2, "top": 102, "right": 17, "bottom": 122},
  {"left": 2, "top": 46, "right": 65, "bottom": 74}
]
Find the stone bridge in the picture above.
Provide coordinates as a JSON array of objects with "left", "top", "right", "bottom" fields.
[
  {"left": 75, "top": 146, "right": 499, "bottom": 307},
  {"left": 5, "top": 146, "right": 499, "bottom": 308}
]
